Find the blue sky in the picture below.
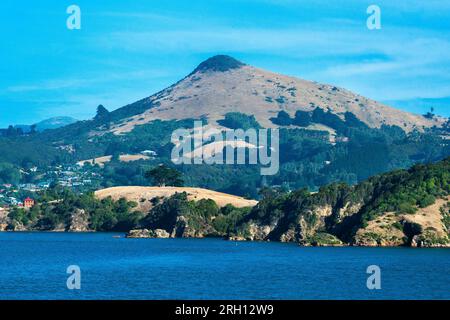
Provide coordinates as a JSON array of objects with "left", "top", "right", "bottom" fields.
[{"left": 0, "top": 0, "right": 449, "bottom": 127}]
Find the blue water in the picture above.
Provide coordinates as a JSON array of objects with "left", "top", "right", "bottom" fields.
[{"left": 0, "top": 232, "right": 449, "bottom": 300}]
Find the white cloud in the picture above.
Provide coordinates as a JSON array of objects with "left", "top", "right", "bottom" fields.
[{"left": 5, "top": 69, "right": 175, "bottom": 93}]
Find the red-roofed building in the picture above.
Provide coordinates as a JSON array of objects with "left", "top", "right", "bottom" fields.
[{"left": 23, "top": 197, "right": 35, "bottom": 208}]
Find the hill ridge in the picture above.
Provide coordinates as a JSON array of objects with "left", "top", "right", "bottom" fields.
[{"left": 104, "top": 55, "right": 444, "bottom": 135}]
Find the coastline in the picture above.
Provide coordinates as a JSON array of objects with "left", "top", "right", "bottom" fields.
[
  {"left": 5, "top": 229, "right": 444, "bottom": 248},
  {"left": 1, "top": 229, "right": 449, "bottom": 248},
  {"left": 1, "top": 232, "right": 449, "bottom": 300}
]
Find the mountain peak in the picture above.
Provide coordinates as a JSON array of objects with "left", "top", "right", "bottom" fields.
[
  {"left": 108, "top": 56, "right": 445, "bottom": 135},
  {"left": 193, "top": 55, "right": 245, "bottom": 73}
]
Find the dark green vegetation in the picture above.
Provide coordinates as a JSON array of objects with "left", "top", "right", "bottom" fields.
[
  {"left": 0, "top": 103, "right": 449, "bottom": 198},
  {"left": 217, "top": 112, "right": 261, "bottom": 130},
  {"left": 148, "top": 157, "right": 450, "bottom": 246},
  {"left": 140, "top": 192, "right": 251, "bottom": 238},
  {"left": 441, "top": 202, "right": 450, "bottom": 231},
  {"left": 5, "top": 185, "right": 249, "bottom": 237},
  {"left": 270, "top": 110, "right": 292, "bottom": 126},
  {"left": 7, "top": 186, "right": 140, "bottom": 232},
  {"left": 357, "top": 160, "right": 449, "bottom": 223},
  {"left": 5, "top": 158, "right": 449, "bottom": 247},
  {"left": 237, "top": 157, "right": 450, "bottom": 245},
  {"left": 0, "top": 163, "right": 21, "bottom": 184},
  {"left": 145, "top": 164, "right": 184, "bottom": 187},
  {"left": 191, "top": 55, "right": 245, "bottom": 73},
  {"left": 125, "top": 157, "right": 449, "bottom": 246}
]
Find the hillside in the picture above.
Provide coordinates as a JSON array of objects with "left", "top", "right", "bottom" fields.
[
  {"left": 77, "top": 154, "right": 150, "bottom": 167},
  {"left": 95, "top": 186, "right": 258, "bottom": 211},
  {"left": 0, "top": 55, "right": 449, "bottom": 195},
  {"left": 108, "top": 55, "right": 444, "bottom": 135},
  {"left": 126, "top": 157, "right": 450, "bottom": 247},
  {"left": 1, "top": 185, "right": 257, "bottom": 233},
  {"left": 2, "top": 158, "right": 449, "bottom": 247},
  {"left": 238, "top": 157, "right": 450, "bottom": 247}
]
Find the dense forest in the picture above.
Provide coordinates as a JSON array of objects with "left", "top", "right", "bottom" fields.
[
  {"left": 0, "top": 108, "right": 449, "bottom": 197},
  {"left": 6, "top": 186, "right": 140, "bottom": 232},
  {"left": 235, "top": 157, "right": 450, "bottom": 246},
  {"left": 133, "top": 157, "right": 450, "bottom": 246},
  {"left": 5, "top": 157, "right": 449, "bottom": 247}
]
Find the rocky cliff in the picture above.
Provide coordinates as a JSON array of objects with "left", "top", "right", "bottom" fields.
[{"left": 126, "top": 158, "right": 450, "bottom": 247}]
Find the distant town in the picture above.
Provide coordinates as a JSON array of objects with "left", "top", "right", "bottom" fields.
[
  {"left": 0, "top": 150, "right": 159, "bottom": 213},
  {"left": 0, "top": 164, "right": 96, "bottom": 206}
]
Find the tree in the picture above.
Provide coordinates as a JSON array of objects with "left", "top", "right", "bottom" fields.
[
  {"left": 0, "top": 163, "right": 21, "bottom": 184},
  {"left": 217, "top": 112, "right": 261, "bottom": 130},
  {"left": 424, "top": 107, "right": 435, "bottom": 119},
  {"left": 145, "top": 164, "right": 184, "bottom": 187},
  {"left": 258, "top": 186, "right": 279, "bottom": 200},
  {"left": 293, "top": 110, "right": 312, "bottom": 127},
  {"left": 94, "top": 105, "right": 111, "bottom": 128},
  {"left": 270, "top": 110, "right": 292, "bottom": 126},
  {"left": 5, "top": 125, "right": 23, "bottom": 137}
]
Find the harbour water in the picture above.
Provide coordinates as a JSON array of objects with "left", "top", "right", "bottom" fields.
[{"left": 0, "top": 232, "right": 449, "bottom": 300}]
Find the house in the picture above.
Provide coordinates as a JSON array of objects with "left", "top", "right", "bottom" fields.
[
  {"left": 23, "top": 197, "right": 35, "bottom": 208},
  {"left": 8, "top": 197, "right": 18, "bottom": 205},
  {"left": 20, "top": 183, "right": 39, "bottom": 192},
  {"left": 37, "top": 182, "right": 50, "bottom": 189},
  {"left": 141, "top": 150, "right": 158, "bottom": 157}
]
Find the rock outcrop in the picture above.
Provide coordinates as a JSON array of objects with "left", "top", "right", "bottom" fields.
[
  {"left": 68, "top": 209, "right": 91, "bottom": 232},
  {"left": 127, "top": 228, "right": 170, "bottom": 239}
]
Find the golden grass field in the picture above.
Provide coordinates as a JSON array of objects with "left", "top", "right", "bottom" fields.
[
  {"left": 77, "top": 154, "right": 150, "bottom": 167},
  {"left": 95, "top": 186, "right": 258, "bottom": 212},
  {"left": 109, "top": 65, "right": 444, "bottom": 135}
]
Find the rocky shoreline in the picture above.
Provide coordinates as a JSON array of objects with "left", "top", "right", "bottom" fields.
[
  {"left": 124, "top": 228, "right": 450, "bottom": 248},
  {"left": 2, "top": 160, "right": 449, "bottom": 249},
  {"left": 1, "top": 227, "right": 448, "bottom": 248}
]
